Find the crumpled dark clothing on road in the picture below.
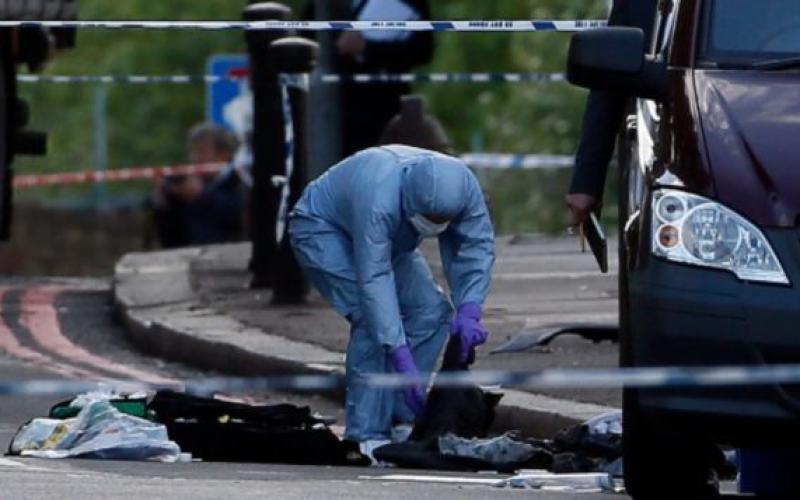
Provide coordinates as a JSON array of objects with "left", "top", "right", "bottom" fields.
[
  {"left": 554, "top": 410, "right": 622, "bottom": 461},
  {"left": 375, "top": 337, "right": 525, "bottom": 471},
  {"left": 149, "top": 391, "right": 352, "bottom": 465},
  {"left": 410, "top": 335, "right": 503, "bottom": 441},
  {"left": 549, "top": 410, "right": 623, "bottom": 475},
  {"left": 375, "top": 432, "right": 554, "bottom": 473}
]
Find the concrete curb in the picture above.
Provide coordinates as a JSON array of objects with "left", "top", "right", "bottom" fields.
[{"left": 113, "top": 244, "right": 617, "bottom": 438}]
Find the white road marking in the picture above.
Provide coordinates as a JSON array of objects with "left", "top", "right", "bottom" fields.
[
  {"left": 0, "top": 457, "right": 55, "bottom": 473},
  {"left": 360, "top": 474, "right": 504, "bottom": 485}
]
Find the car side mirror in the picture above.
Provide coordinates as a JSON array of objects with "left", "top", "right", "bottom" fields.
[{"left": 567, "top": 27, "right": 668, "bottom": 101}]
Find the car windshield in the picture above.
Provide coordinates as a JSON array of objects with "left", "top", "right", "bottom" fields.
[{"left": 701, "top": 0, "right": 800, "bottom": 66}]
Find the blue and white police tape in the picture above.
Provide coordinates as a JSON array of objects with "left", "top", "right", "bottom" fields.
[
  {"left": 5, "top": 364, "right": 800, "bottom": 397},
  {"left": 0, "top": 19, "right": 606, "bottom": 32},
  {"left": 317, "top": 72, "right": 566, "bottom": 84},
  {"left": 462, "top": 153, "right": 573, "bottom": 170},
  {"left": 273, "top": 73, "right": 310, "bottom": 245},
  {"left": 17, "top": 72, "right": 567, "bottom": 85},
  {"left": 16, "top": 74, "right": 228, "bottom": 85}
]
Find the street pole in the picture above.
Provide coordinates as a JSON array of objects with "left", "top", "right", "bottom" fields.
[
  {"left": 243, "top": 2, "right": 292, "bottom": 289},
  {"left": 308, "top": 0, "right": 349, "bottom": 179},
  {"left": 269, "top": 37, "right": 318, "bottom": 305}
]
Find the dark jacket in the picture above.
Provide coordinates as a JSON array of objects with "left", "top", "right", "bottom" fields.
[
  {"left": 304, "top": 0, "right": 434, "bottom": 156},
  {"left": 155, "top": 168, "right": 245, "bottom": 249},
  {"left": 569, "top": 0, "right": 659, "bottom": 197}
]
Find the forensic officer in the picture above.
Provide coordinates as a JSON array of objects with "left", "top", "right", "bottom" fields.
[{"left": 289, "top": 145, "right": 494, "bottom": 457}]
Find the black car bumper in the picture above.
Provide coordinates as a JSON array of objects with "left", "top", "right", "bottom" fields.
[{"left": 628, "top": 227, "right": 800, "bottom": 443}]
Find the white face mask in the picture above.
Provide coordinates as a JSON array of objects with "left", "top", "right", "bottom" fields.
[{"left": 410, "top": 214, "right": 450, "bottom": 238}]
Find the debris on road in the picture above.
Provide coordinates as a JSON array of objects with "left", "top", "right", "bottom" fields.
[
  {"left": 492, "top": 322, "right": 619, "bottom": 354},
  {"left": 498, "top": 471, "right": 618, "bottom": 493},
  {"left": 361, "top": 471, "right": 620, "bottom": 493},
  {"left": 148, "top": 390, "right": 354, "bottom": 465},
  {"left": 8, "top": 389, "right": 360, "bottom": 466},
  {"left": 9, "top": 399, "right": 181, "bottom": 462}
]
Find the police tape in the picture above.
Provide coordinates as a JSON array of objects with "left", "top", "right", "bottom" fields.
[
  {"left": 12, "top": 162, "right": 227, "bottom": 188},
  {"left": 462, "top": 154, "right": 572, "bottom": 170},
  {"left": 0, "top": 19, "right": 606, "bottom": 32},
  {"left": 317, "top": 72, "right": 567, "bottom": 84},
  {"left": 5, "top": 364, "right": 800, "bottom": 397},
  {"left": 274, "top": 73, "right": 310, "bottom": 245},
  {"left": 12, "top": 154, "right": 571, "bottom": 189},
  {"left": 17, "top": 72, "right": 567, "bottom": 85},
  {"left": 17, "top": 74, "right": 230, "bottom": 85}
]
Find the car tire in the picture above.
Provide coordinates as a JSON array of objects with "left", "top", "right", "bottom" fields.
[
  {"left": 622, "top": 302, "right": 720, "bottom": 499},
  {"left": 617, "top": 111, "right": 720, "bottom": 500}
]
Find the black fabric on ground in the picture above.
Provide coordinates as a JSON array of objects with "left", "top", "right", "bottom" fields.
[
  {"left": 409, "top": 336, "right": 502, "bottom": 441},
  {"left": 551, "top": 452, "right": 605, "bottom": 474},
  {"left": 150, "top": 391, "right": 321, "bottom": 428},
  {"left": 163, "top": 421, "right": 345, "bottom": 464},
  {"left": 374, "top": 437, "right": 546, "bottom": 473},
  {"left": 149, "top": 391, "right": 349, "bottom": 465},
  {"left": 375, "top": 337, "right": 516, "bottom": 471},
  {"left": 554, "top": 422, "right": 622, "bottom": 460}
]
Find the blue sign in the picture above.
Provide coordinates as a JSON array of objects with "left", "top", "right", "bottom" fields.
[{"left": 206, "top": 54, "right": 250, "bottom": 133}]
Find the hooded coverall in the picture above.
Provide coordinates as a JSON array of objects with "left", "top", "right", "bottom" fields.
[{"left": 289, "top": 145, "right": 495, "bottom": 442}]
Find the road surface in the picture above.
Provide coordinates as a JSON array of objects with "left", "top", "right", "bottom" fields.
[{"left": 0, "top": 278, "right": 627, "bottom": 499}]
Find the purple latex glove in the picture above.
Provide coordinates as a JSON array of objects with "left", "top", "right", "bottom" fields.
[
  {"left": 450, "top": 303, "right": 489, "bottom": 365},
  {"left": 390, "top": 345, "right": 426, "bottom": 417}
]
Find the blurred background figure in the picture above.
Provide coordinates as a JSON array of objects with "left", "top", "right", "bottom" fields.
[
  {"left": 565, "top": 0, "right": 659, "bottom": 225},
  {"left": 308, "top": 0, "right": 435, "bottom": 157},
  {"left": 151, "top": 123, "right": 247, "bottom": 248},
  {"left": 380, "top": 95, "right": 453, "bottom": 155}
]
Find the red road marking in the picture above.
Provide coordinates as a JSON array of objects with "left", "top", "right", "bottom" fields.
[
  {"left": 0, "top": 287, "right": 103, "bottom": 380},
  {"left": 19, "top": 286, "right": 182, "bottom": 388}
]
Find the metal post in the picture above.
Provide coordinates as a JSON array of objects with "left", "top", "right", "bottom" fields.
[
  {"left": 308, "top": 0, "right": 349, "bottom": 179},
  {"left": 92, "top": 83, "right": 108, "bottom": 209},
  {"left": 243, "top": 2, "right": 292, "bottom": 289},
  {"left": 269, "top": 37, "right": 319, "bottom": 305}
]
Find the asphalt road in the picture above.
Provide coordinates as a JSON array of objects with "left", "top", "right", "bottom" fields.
[{"left": 0, "top": 278, "right": 627, "bottom": 500}]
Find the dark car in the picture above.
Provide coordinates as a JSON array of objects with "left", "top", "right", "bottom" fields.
[{"left": 567, "top": 0, "right": 800, "bottom": 497}]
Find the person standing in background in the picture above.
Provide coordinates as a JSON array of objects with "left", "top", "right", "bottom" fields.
[
  {"left": 565, "top": 0, "right": 659, "bottom": 224},
  {"left": 335, "top": 0, "right": 434, "bottom": 156}
]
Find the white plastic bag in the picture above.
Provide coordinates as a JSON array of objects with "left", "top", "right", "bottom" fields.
[{"left": 12, "top": 400, "right": 180, "bottom": 462}]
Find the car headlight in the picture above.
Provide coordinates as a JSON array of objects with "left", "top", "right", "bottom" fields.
[{"left": 651, "top": 189, "right": 789, "bottom": 285}]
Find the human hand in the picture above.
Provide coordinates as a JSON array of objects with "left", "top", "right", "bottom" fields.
[
  {"left": 390, "top": 345, "right": 426, "bottom": 416},
  {"left": 166, "top": 175, "right": 205, "bottom": 203},
  {"left": 565, "top": 193, "right": 599, "bottom": 226},
  {"left": 337, "top": 31, "right": 367, "bottom": 57},
  {"left": 450, "top": 303, "right": 489, "bottom": 365}
]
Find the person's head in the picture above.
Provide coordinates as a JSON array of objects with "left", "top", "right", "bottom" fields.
[
  {"left": 187, "top": 123, "right": 238, "bottom": 164},
  {"left": 402, "top": 155, "right": 478, "bottom": 237},
  {"left": 380, "top": 95, "right": 454, "bottom": 156}
]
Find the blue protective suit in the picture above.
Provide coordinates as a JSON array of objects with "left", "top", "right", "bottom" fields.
[{"left": 289, "top": 145, "right": 495, "bottom": 441}]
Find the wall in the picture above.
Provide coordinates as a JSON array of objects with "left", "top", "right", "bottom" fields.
[{"left": 0, "top": 204, "right": 149, "bottom": 277}]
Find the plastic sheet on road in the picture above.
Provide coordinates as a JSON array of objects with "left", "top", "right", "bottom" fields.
[{"left": 9, "top": 399, "right": 181, "bottom": 462}]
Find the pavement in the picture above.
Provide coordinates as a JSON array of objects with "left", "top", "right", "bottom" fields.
[{"left": 114, "top": 235, "right": 621, "bottom": 438}]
